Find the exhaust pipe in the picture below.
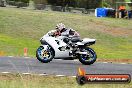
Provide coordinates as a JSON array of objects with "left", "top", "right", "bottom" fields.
[{"left": 76, "top": 52, "right": 88, "bottom": 55}]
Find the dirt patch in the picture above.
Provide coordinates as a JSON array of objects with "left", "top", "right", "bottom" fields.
[
  {"left": 102, "top": 27, "right": 132, "bottom": 37},
  {"left": 87, "top": 21, "right": 132, "bottom": 37}
]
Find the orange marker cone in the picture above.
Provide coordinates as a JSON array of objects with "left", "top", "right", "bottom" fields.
[{"left": 24, "top": 48, "right": 28, "bottom": 57}]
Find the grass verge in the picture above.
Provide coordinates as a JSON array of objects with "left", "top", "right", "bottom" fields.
[{"left": 0, "top": 73, "right": 132, "bottom": 88}]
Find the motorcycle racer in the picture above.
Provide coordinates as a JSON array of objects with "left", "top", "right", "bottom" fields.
[
  {"left": 55, "top": 23, "right": 80, "bottom": 44},
  {"left": 53, "top": 23, "right": 81, "bottom": 52},
  {"left": 53, "top": 23, "right": 80, "bottom": 37},
  {"left": 37, "top": 23, "right": 97, "bottom": 65}
]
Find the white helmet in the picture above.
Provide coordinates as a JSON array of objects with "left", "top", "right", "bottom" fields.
[{"left": 56, "top": 23, "right": 65, "bottom": 31}]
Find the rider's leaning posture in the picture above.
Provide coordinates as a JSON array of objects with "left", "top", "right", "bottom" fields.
[
  {"left": 53, "top": 23, "right": 80, "bottom": 49},
  {"left": 53, "top": 23, "right": 80, "bottom": 38},
  {"left": 37, "top": 23, "right": 97, "bottom": 65}
]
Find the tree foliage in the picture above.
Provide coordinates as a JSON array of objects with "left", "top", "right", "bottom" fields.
[
  {"left": 34, "top": 0, "right": 47, "bottom": 4},
  {"left": 7, "top": 0, "right": 29, "bottom": 3},
  {"left": 33, "top": 0, "right": 102, "bottom": 9}
]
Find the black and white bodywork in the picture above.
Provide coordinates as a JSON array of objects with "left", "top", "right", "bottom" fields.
[{"left": 36, "top": 30, "right": 97, "bottom": 65}]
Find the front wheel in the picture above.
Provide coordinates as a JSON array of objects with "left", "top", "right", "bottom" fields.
[
  {"left": 36, "top": 45, "right": 54, "bottom": 63},
  {"left": 79, "top": 47, "right": 97, "bottom": 65}
]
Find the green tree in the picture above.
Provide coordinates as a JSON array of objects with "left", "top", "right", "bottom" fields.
[
  {"left": 33, "top": 0, "right": 47, "bottom": 4},
  {"left": 8, "top": 0, "right": 29, "bottom": 3}
]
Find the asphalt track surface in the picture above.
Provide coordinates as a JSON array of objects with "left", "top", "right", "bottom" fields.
[{"left": 0, "top": 56, "right": 132, "bottom": 77}]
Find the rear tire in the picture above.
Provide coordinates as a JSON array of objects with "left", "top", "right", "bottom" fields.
[
  {"left": 79, "top": 47, "right": 97, "bottom": 65},
  {"left": 36, "top": 45, "right": 54, "bottom": 63}
]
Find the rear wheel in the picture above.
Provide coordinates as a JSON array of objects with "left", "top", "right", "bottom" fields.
[
  {"left": 79, "top": 47, "right": 97, "bottom": 65},
  {"left": 36, "top": 45, "right": 54, "bottom": 63}
]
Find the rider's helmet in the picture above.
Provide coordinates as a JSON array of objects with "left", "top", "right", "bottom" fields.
[{"left": 56, "top": 23, "right": 66, "bottom": 31}]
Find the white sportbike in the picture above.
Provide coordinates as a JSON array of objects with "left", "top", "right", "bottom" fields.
[{"left": 36, "top": 30, "right": 97, "bottom": 65}]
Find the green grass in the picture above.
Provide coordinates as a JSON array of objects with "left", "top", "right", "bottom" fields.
[
  {"left": 0, "top": 34, "right": 39, "bottom": 57},
  {"left": 0, "top": 7, "right": 132, "bottom": 60},
  {"left": 0, "top": 74, "right": 132, "bottom": 88}
]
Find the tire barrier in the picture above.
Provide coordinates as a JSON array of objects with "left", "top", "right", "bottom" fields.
[
  {"left": 51, "top": 6, "right": 62, "bottom": 11},
  {"left": 7, "top": 1, "right": 29, "bottom": 8},
  {"left": 0, "top": 0, "right": 6, "bottom": 7},
  {"left": 34, "top": 4, "right": 45, "bottom": 10},
  {"left": 44, "top": 5, "right": 52, "bottom": 11}
]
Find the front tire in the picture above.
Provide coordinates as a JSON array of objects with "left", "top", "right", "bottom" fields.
[
  {"left": 36, "top": 45, "right": 54, "bottom": 63},
  {"left": 79, "top": 47, "right": 97, "bottom": 65}
]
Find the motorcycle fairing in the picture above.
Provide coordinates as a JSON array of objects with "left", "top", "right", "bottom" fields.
[{"left": 42, "top": 36, "right": 71, "bottom": 58}]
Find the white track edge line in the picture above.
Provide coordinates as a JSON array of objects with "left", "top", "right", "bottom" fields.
[
  {"left": 22, "top": 73, "right": 31, "bottom": 75},
  {"left": 1, "top": 72, "right": 11, "bottom": 74}
]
